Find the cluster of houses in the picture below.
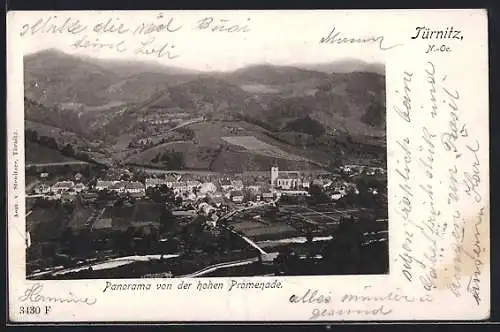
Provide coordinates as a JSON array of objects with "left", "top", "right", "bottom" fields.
[
  {"left": 34, "top": 172, "right": 87, "bottom": 196},
  {"left": 30, "top": 162, "right": 383, "bottom": 207},
  {"left": 95, "top": 180, "right": 146, "bottom": 196},
  {"left": 270, "top": 166, "right": 379, "bottom": 201},
  {"left": 137, "top": 112, "right": 191, "bottom": 125}
]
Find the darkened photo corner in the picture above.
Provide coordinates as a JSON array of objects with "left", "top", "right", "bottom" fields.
[{"left": 24, "top": 49, "right": 388, "bottom": 279}]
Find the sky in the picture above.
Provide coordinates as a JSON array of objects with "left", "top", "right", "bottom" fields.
[{"left": 7, "top": 10, "right": 437, "bottom": 71}]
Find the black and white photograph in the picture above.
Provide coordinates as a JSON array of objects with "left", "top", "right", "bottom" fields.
[
  {"left": 8, "top": 10, "right": 491, "bottom": 323},
  {"left": 24, "top": 46, "right": 388, "bottom": 279}
]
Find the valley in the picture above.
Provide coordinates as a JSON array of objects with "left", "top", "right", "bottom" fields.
[{"left": 24, "top": 49, "right": 387, "bottom": 173}]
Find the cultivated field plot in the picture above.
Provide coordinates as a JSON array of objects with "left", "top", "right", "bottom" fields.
[
  {"left": 222, "top": 136, "right": 311, "bottom": 162},
  {"left": 243, "top": 224, "right": 298, "bottom": 238},
  {"left": 67, "top": 206, "right": 98, "bottom": 229},
  {"left": 229, "top": 216, "right": 300, "bottom": 241},
  {"left": 230, "top": 220, "right": 265, "bottom": 231},
  {"left": 281, "top": 204, "right": 368, "bottom": 225}
]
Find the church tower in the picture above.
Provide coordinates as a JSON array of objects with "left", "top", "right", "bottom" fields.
[{"left": 271, "top": 166, "right": 279, "bottom": 187}]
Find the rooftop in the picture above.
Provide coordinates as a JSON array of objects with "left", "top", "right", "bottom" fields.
[
  {"left": 125, "top": 182, "right": 145, "bottom": 190},
  {"left": 231, "top": 190, "right": 244, "bottom": 197},
  {"left": 96, "top": 180, "right": 116, "bottom": 186},
  {"left": 52, "top": 181, "right": 75, "bottom": 188}
]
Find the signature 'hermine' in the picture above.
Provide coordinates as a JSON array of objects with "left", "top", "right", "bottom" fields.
[{"left": 18, "top": 283, "right": 97, "bottom": 305}]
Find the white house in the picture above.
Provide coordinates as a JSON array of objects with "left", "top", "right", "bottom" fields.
[
  {"left": 74, "top": 183, "right": 86, "bottom": 192},
  {"left": 261, "top": 192, "right": 275, "bottom": 201},
  {"left": 246, "top": 185, "right": 261, "bottom": 195},
  {"left": 219, "top": 178, "right": 233, "bottom": 192},
  {"left": 124, "top": 181, "right": 146, "bottom": 196},
  {"left": 231, "top": 180, "right": 244, "bottom": 191},
  {"left": 145, "top": 178, "right": 167, "bottom": 189},
  {"left": 230, "top": 190, "right": 244, "bottom": 203},
  {"left": 95, "top": 180, "right": 117, "bottom": 191},
  {"left": 109, "top": 182, "right": 126, "bottom": 193},
  {"left": 51, "top": 181, "right": 75, "bottom": 194},
  {"left": 198, "top": 202, "right": 217, "bottom": 216},
  {"left": 199, "top": 182, "right": 217, "bottom": 195},
  {"left": 330, "top": 192, "right": 344, "bottom": 201},
  {"left": 34, "top": 184, "right": 51, "bottom": 194},
  {"left": 169, "top": 181, "right": 201, "bottom": 193}
]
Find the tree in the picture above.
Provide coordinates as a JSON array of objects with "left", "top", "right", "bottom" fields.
[
  {"left": 159, "top": 208, "right": 174, "bottom": 233},
  {"left": 61, "top": 144, "right": 75, "bottom": 157},
  {"left": 283, "top": 115, "right": 325, "bottom": 138},
  {"left": 361, "top": 101, "right": 385, "bottom": 128},
  {"left": 134, "top": 170, "right": 148, "bottom": 183},
  {"left": 308, "top": 184, "right": 328, "bottom": 204}
]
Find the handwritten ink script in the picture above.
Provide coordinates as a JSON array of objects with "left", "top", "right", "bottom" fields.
[
  {"left": 19, "top": 283, "right": 97, "bottom": 306},
  {"left": 393, "top": 59, "right": 487, "bottom": 307},
  {"left": 319, "top": 26, "right": 402, "bottom": 50},
  {"left": 288, "top": 287, "right": 432, "bottom": 319},
  {"left": 19, "top": 14, "right": 252, "bottom": 59}
]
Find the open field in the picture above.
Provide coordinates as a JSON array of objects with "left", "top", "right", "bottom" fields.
[
  {"left": 225, "top": 202, "right": 386, "bottom": 244},
  {"left": 222, "top": 136, "right": 312, "bottom": 162},
  {"left": 67, "top": 206, "right": 98, "bottom": 229},
  {"left": 282, "top": 204, "right": 368, "bottom": 225},
  {"left": 125, "top": 121, "right": 329, "bottom": 172},
  {"left": 242, "top": 224, "right": 298, "bottom": 239}
]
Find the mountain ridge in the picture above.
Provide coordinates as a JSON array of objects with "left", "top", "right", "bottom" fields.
[{"left": 24, "top": 50, "right": 385, "bottom": 108}]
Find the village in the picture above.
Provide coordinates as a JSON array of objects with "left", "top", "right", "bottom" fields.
[
  {"left": 27, "top": 164, "right": 385, "bottom": 221},
  {"left": 25, "top": 162, "right": 388, "bottom": 279}
]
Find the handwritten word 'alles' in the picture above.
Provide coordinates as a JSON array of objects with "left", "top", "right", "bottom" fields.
[
  {"left": 319, "top": 26, "right": 402, "bottom": 50},
  {"left": 19, "top": 283, "right": 97, "bottom": 305},
  {"left": 289, "top": 289, "right": 332, "bottom": 304}
]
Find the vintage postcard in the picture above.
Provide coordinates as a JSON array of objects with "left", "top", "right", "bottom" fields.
[{"left": 7, "top": 9, "right": 489, "bottom": 322}]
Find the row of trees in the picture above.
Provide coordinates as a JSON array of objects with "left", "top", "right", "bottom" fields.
[
  {"left": 151, "top": 150, "right": 186, "bottom": 169},
  {"left": 25, "top": 128, "right": 98, "bottom": 164}
]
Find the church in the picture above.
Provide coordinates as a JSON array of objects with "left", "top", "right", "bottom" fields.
[{"left": 270, "top": 166, "right": 303, "bottom": 190}]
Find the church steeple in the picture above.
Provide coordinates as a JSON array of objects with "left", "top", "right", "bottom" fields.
[{"left": 271, "top": 166, "right": 279, "bottom": 186}]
